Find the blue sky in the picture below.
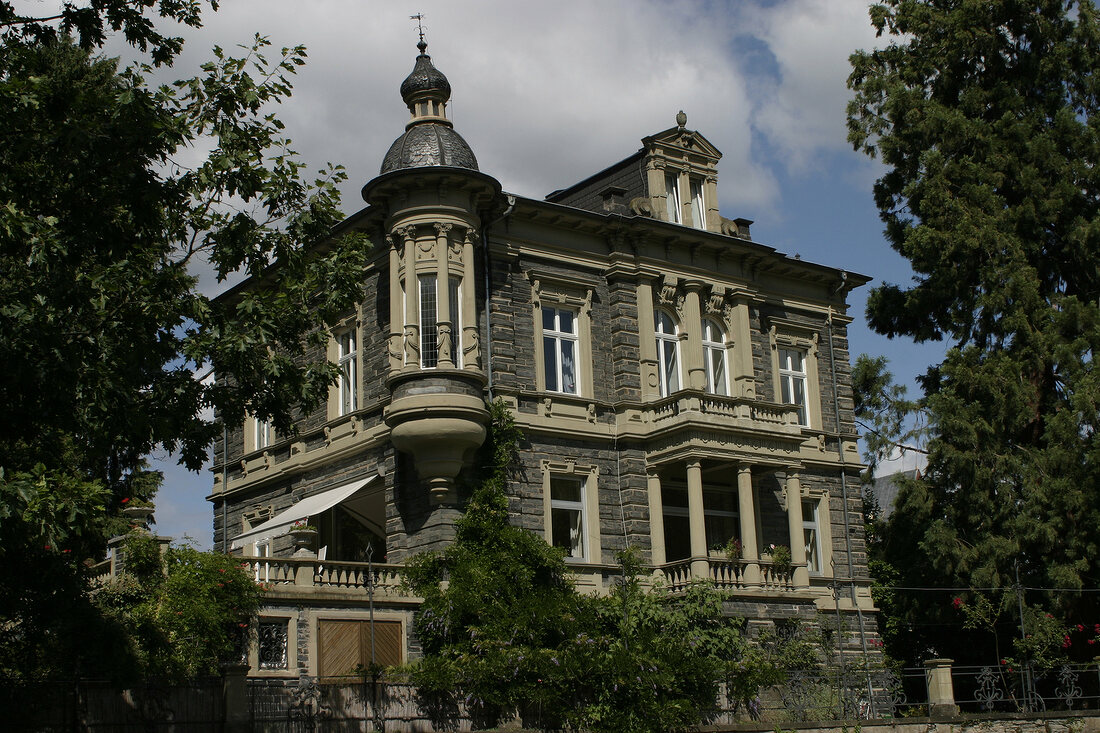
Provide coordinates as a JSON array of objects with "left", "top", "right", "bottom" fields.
[{"left": 118, "top": 0, "right": 945, "bottom": 548}]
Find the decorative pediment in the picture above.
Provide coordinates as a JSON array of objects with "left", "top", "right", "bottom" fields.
[{"left": 642, "top": 126, "right": 723, "bottom": 162}]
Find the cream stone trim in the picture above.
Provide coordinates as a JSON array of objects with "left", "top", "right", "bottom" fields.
[
  {"left": 249, "top": 610, "right": 298, "bottom": 678},
  {"left": 306, "top": 609, "right": 407, "bottom": 678},
  {"left": 528, "top": 269, "right": 594, "bottom": 397},
  {"left": 767, "top": 318, "right": 821, "bottom": 429},
  {"left": 540, "top": 459, "right": 601, "bottom": 564}
]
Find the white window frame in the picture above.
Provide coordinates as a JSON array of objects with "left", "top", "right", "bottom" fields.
[
  {"left": 802, "top": 498, "right": 823, "bottom": 576},
  {"left": 337, "top": 329, "right": 358, "bottom": 416},
  {"left": 528, "top": 269, "right": 595, "bottom": 399},
  {"left": 541, "top": 306, "right": 579, "bottom": 394},
  {"left": 768, "top": 319, "right": 821, "bottom": 429},
  {"left": 665, "top": 172, "right": 681, "bottom": 224},
  {"left": 254, "top": 417, "right": 273, "bottom": 451},
  {"left": 690, "top": 177, "right": 706, "bottom": 230},
  {"left": 541, "top": 461, "right": 601, "bottom": 563},
  {"left": 549, "top": 476, "right": 587, "bottom": 560},
  {"left": 701, "top": 318, "right": 728, "bottom": 396},
  {"left": 655, "top": 310, "right": 681, "bottom": 397},
  {"left": 449, "top": 277, "right": 462, "bottom": 368},
  {"left": 778, "top": 347, "right": 809, "bottom": 426}
]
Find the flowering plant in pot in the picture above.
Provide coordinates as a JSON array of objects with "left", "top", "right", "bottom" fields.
[{"left": 765, "top": 543, "right": 791, "bottom": 571}]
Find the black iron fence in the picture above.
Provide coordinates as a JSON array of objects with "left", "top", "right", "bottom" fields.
[{"left": 952, "top": 663, "right": 1100, "bottom": 714}]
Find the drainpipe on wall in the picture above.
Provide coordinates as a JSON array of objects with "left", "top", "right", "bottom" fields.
[
  {"left": 826, "top": 285, "right": 874, "bottom": 706},
  {"left": 481, "top": 195, "right": 516, "bottom": 401}
]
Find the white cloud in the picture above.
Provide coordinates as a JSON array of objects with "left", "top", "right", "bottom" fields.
[{"left": 743, "top": 0, "right": 882, "bottom": 173}]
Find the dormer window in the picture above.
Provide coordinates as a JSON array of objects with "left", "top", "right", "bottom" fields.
[
  {"left": 665, "top": 173, "right": 681, "bottom": 224},
  {"left": 690, "top": 178, "right": 706, "bottom": 230}
]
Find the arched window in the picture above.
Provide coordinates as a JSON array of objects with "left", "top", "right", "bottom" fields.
[
  {"left": 654, "top": 310, "right": 680, "bottom": 397},
  {"left": 701, "top": 318, "right": 728, "bottom": 396}
]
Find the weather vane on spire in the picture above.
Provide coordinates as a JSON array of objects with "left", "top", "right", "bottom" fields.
[{"left": 410, "top": 13, "right": 426, "bottom": 50}]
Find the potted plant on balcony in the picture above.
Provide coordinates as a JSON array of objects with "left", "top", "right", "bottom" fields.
[
  {"left": 289, "top": 520, "right": 318, "bottom": 553},
  {"left": 764, "top": 543, "right": 792, "bottom": 573},
  {"left": 723, "top": 537, "right": 743, "bottom": 562}
]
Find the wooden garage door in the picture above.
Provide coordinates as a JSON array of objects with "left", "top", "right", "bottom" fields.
[{"left": 317, "top": 620, "right": 402, "bottom": 677}]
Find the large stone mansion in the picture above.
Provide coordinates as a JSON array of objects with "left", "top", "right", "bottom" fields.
[{"left": 208, "top": 40, "right": 879, "bottom": 678}]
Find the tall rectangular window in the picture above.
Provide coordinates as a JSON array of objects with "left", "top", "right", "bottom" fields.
[
  {"left": 419, "top": 274, "right": 438, "bottom": 368},
  {"left": 703, "top": 489, "right": 739, "bottom": 552},
  {"left": 665, "top": 172, "right": 681, "bottom": 224},
  {"left": 802, "top": 499, "right": 823, "bottom": 575},
  {"left": 337, "top": 329, "right": 357, "bottom": 415},
  {"left": 701, "top": 319, "right": 727, "bottom": 396},
  {"left": 662, "top": 487, "right": 691, "bottom": 562},
  {"left": 655, "top": 311, "right": 680, "bottom": 397},
  {"left": 778, "top": 347, "right": 808, "bottom": 426},
  {"left": 550, "top": 477, "right": 586, "bottom": 560},
  {"left": 690, "top": 178, "right": 706, "bottom": 230},
  {"left": 542, "top": 306, "right": 578, "bottom": 394},
  {"left": 254, "top": 418, "right": 272, "bottom": 451},
  {"left": 449, "top": 277, "right": 462, "bottom": 367}
]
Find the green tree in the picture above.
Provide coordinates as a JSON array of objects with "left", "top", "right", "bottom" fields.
[
  {"left": 93, "top": 532, "right": 262, "bottom": 681},
  {"left": 0, "top": 10, "right": 366, "bottom": 677},
  {"left": 848, "top": 0, "right": 1100, "bottom": 663},
  {"left": 407, "top": 404, "right": 817, "bottom": 732}
]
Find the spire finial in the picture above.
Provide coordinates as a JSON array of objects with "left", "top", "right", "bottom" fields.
[{"left": 411, "top": 13, "right": 427, "bottom": 53}]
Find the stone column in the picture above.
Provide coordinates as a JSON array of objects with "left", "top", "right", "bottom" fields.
[
  {"left": 461, "top": 228, "right": 479, "bottom": 370},
  {"left": 400, "top": 226, "right": 419, "bottom": 368},
  {"left": 686, "top": 460, "right": 708, "bottom": 579},
  {"left": 704, "top": 175, "right": 719, "bottom": 232},
  {"left": 387, "top": 234, "right": 403, "bottom": 373},
  {"left": 682, "top": 281, "right": 705, "bottom": 391},
  {"left": 924, "top": 659, "right": 959, "bottom": 718},
  {"left": 222, "top": 662, "right": 250, "bottom": 733},
  {"left": 647, "top": 467, "right": 665, "bottom": 566},
  {"left": 435, "top": 223, "right": 454, "bottom": 368},
  {"left": 637, "top": 277, "right": 660, "bottom": 400},
  {"left": 727, "top": 298, "right": 755, "bottom": 398},
  {"left": 736, "top": 464, "right": 761, "bottom": 586},
  {"left": 785, "top": 471, "right": 810, "bottom": 587}
]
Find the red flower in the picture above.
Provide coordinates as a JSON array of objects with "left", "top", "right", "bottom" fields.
[
  {"left": 43, "top": 545, "right": 50, "bottom": 550},
  {"left": 952, "top": 597, "right": 963, "bottom": 610},
  {"left": 1077, "top": 624, "right": 1085, "bottom": 632},
  {"left": 1000, "top": 659, "right": 1008, "bottom": 665},
  {"left": 120, "top": 497, "right": 129, "bottom": 504},
  {"left": 1089, "top": 640, "right": 1096, "bottom": 646},
  {"left": 218, "top": 568, "right": 226, "bottom": 573}
]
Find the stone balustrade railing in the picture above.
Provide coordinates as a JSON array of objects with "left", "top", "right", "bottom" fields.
[
  {"left": 659, "top": 557, "right": 797, "bottom": 593},
  {"left": 241, "top": 556, "right": 409, "bottom": 596},
  {"left": 646, "top": 391, "right": 802, "bottom": 430}
]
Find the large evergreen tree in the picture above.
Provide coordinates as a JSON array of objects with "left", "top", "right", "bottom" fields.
[{"left": 848, "top": 0, "right": 1100, "bottom": 663}]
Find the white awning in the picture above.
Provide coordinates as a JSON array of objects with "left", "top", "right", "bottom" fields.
[{"left": 229, "top": 476, "right": 377, "bottom": 550}]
